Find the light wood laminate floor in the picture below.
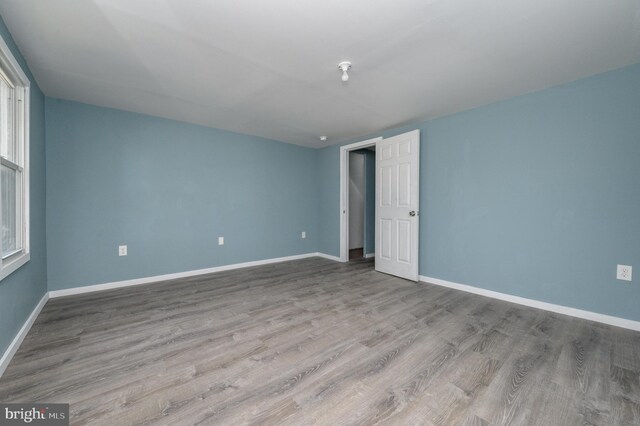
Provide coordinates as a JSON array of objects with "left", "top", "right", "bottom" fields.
[{"left": 1, "top": 257, "right": 639, "bottom": 425}]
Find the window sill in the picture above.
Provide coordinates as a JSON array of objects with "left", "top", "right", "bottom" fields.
[{"left": 0, "top": 252, "right": 30, "bottom": 282}]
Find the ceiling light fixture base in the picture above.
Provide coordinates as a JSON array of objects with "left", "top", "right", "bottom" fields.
[{"left": 338, "top": 61, "right": 352, "bottom": 82}]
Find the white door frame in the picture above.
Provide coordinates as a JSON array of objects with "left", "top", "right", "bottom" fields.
[{"left": 339, "top": 137, "right": 382, "bottom": 262}]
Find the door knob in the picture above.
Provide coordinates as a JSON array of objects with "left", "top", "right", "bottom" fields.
[{"left": 409, "top": 211, "right": 416, "bottom": 217}]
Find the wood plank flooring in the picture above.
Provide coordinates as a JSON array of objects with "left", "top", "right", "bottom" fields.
[{"left": 1, "top": 257, "right": 639, "bottom": 425}]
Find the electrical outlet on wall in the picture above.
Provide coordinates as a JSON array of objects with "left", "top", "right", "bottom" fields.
[
  {"left": 617, "top": 264, "right": 632, "bottom": 281},
  {"left": 218, "top": 237, "right": 224, "bottom": 246},
  {"left": 119, "top": 245, "right": 127, "bottom": 256},
  {"left": 301, "top": 231, "right": 306, "bottom": 239}
]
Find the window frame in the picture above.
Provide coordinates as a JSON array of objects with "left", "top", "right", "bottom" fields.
[{"left": 0, "top": 34, "right": 30, "bottom": 281}]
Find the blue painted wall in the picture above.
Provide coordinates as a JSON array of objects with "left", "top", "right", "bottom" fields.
[
  {"left": 0, "top": 17, "right": 47, "bottom": 356},
  {"left": 318, "top": 63, "right": 640, "bottom": 321},
  {"left": 45, "top": 99, "right": 318, "bottom": 290}
]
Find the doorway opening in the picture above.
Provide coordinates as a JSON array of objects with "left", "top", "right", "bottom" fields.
[
  {"left": 340, "top": 130, "right": 421, "bottom": 281},
  {"left": 339, "top": 137, "right": 381, "bottom": 262},
  {"left": 348, "top": 148, "right": 375, "bottom": 261}
]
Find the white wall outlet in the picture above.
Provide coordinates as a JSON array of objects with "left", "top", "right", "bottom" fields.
[
  {"left": 617, "top": 264, "right": 632, "bottom": 281},
  {"left": 301, "top": 231, "right": 306, "bottom": 239},
  {"left": 218, "top": 236, "right": 224, "bottom": 246},
  {"left": 118, "top": 245, "right": 127, "bottom": 256}
]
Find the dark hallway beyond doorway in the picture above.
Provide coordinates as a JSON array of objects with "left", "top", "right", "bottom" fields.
[{"left": 349, "top": 248, "right": 363, "bottom": 260}]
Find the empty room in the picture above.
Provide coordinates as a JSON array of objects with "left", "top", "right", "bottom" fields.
[{"left": 0, "top": 1, "right": 639, "bottom": 425}]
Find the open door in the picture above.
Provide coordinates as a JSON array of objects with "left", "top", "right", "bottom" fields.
[{"left": 375, "top": 130, "right": 420, "bottom": 281}]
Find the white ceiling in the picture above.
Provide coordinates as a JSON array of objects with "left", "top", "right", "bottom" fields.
[{"left": 1, "top": 0, "right": 639, "bottom": 148}]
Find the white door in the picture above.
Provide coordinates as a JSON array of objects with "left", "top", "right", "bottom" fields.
[{"left": 375, "top": 130, "right": 420, "bottom": 281}]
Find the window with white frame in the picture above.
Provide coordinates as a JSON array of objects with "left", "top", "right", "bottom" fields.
[{"left": 0, "top": 34, "right": 30, "bottom": 281}]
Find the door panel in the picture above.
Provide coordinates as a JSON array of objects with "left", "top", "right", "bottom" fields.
[
  {"left": 397, "top": 219, "right": 411, "bottom": 264},
  {"left": 381, "top": 165, "right": 392, "bottom": 206},
  {"left": 380, "top": 219, "right": 392, "bottom": 260},
  {"left": 381, "top": 144, "right": 393, "bottom": 160},
  {"left": 399, "top": 139, "right": 412, "bottom": 156},
  {"left": 375, "top": 130, "right": 420, "bottom": 281},
  {"left": 398, "top": 162, "right": 411, "bottom": 206}
]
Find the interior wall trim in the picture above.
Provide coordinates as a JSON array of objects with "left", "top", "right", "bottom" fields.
[
  {"left": 4, "top": 264, "right": 640, "bottom": 380},
  {"left": 49, "top": 253, "right": 329, "bottom": 298},
  {"left": 420, "top": 275, "right": 640, "bottom": 332},
  {"left": 0, "top": 293, "right": 49, "bottom": 379},
  {"left": 4, "top": 253, "right": 349, "bottom": 379},
  {"left": 315, "top": 252, "right": 341, "bottom": 262}
]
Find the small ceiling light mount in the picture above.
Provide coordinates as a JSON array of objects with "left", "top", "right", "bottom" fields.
[
  {"left": 320, "top": 136, "right": 328, "bottom": 142},
  {"left": 338, "top": 61, "right": 352, "bottom": 82}
]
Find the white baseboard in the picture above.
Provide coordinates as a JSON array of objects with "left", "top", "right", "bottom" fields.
[
  {"left": 50, "top": 252, "right": 323, "bottom": 298},
  {"left": 316, "top": 252, "right": 341, "bottom": 262},
  {"left": 0, "top": 293, "right": 49, "bottom": 379},
  {"left": 4, "top": 253, "right": 340, "bottom": 379},
  {"left": 420, "top": 275, "right": 640, "bottom": 332},
  {"left": 4, "top": 264, "right": 638, "bottom": 381},
  {"left": 364, "top": 253, "right": 375, "bottom": 259}
]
